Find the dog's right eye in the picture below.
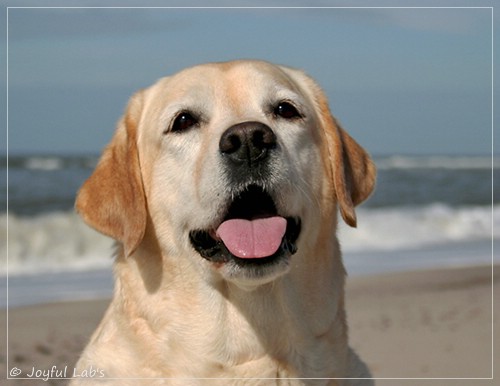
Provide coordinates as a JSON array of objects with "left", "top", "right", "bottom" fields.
[{"left": 170, "top": 112, "right": 199, "bottom": 133}]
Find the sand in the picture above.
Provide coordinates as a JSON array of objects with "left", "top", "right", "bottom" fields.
[{"left": 1, "top": 264, "right": 498, "bottom": 385}]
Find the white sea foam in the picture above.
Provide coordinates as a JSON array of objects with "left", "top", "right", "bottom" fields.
[
  {"left": 23, "top": 156, "right": 65, "bottom": 171},
  {"left": 375, "top": 155, "right": 499, "bottom": 170},
  {"left": 2, "top": 211, "right": 114, "bottom": 275},
  {"left": 339, "top": 204, "right": 498, "bottom": 252},
  {"left": 1, "top": 204, "right": 497, "bottom": 276}
]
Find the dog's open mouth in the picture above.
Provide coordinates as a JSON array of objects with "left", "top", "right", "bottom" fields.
[{"left": 189, "top": 185, "right": 301, "bottom": 267}]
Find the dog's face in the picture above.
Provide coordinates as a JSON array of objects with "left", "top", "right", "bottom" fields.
[{"left": 76, "top": 60, "right": 376, "bottom": 287}]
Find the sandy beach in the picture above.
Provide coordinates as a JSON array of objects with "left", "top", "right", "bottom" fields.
[{"left": 1, "top": 264, "right": 498, "bottom": 385}]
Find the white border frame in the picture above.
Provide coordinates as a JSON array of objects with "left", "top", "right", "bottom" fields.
[{"left": 4, "top": 5, "right": 495, "bottom": 382}]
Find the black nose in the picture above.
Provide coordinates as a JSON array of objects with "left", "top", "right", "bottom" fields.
[{"left": 219, "top": 122, "right": 277, "bottom": 166}]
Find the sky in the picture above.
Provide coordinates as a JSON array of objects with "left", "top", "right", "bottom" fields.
[{"left": 1, "top": 0, "right": 497, "bottom": 156}]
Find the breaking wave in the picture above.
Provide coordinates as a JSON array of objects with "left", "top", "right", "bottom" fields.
[{"left": 2, "top": 204, "right": 497, "bottom": 275}]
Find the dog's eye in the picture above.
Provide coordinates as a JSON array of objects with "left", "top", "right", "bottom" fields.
[
  {"left": 171, "top": 112, "right": 199, "bottom": 133},
  {"left": 274, "top": 102, "right": 302, "bottom": 120}
]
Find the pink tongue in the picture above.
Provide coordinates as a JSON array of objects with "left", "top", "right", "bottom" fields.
[{"left": 216, "top": 217, "right": 287, "bottom": 258}]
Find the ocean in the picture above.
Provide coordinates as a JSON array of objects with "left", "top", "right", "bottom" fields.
[{"left": 1, "top": 154, "right": 498, "bottom": 307}]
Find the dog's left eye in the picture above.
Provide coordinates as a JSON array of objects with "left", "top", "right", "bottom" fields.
[
  {"left": 170, "top": 112, "right": 199, "bottom": 133},
  {"left": 274, "top": 102, "right": 302, "bottom": 120}
]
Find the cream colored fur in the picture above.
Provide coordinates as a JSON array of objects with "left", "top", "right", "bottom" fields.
[{"left": 72, "top": 60, "right": 376, "bottom": 385}]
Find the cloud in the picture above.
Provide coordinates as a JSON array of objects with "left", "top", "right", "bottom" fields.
[
  {"left": 7, "top": 5, "right": 490, "bottom": 46},
  {"left": 375, "top": 8, "right": 491, "bottom": 35}
]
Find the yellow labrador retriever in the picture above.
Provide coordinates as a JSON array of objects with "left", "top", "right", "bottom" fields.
[{"left": 72, "top": 60, "right": 376, "bottom": 385}]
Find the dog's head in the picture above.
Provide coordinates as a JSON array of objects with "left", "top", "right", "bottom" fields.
[{"left": 76, "top": 60, "right": 376, "bottom": 287}]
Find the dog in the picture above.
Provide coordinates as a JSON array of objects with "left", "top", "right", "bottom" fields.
[{"left": 71, "top": 60, "right": 376, "bottom": 385}]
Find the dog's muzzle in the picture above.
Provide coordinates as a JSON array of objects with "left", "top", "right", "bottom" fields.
[{"left": 189, "top": 122, "right": 301, "bottom": 270}]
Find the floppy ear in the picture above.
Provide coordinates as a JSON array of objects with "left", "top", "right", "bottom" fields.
[
  {"left": 278, "top": 65, "right": 376, "bottom": 227},
  {"left": 76, "top": 91, "right": 147, "bottom": 256},
  {"left": 318, "top": 95, "right": 376, "bottom": 228}
]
